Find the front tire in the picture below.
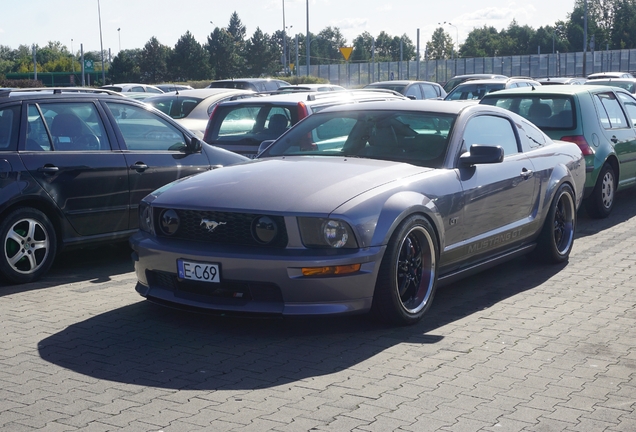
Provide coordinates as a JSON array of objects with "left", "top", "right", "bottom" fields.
[
  {"left": 586, "top": 163, "right": 615, "bottom": 219},
  {"left": 533, "top": 183, "right": 576, "bottom": 264},
  {"left": 0, "top": 208, "right": 57, "bottom": 284},
  {"left": 372, "top": 215, "right": 438, "bottom": 325}
]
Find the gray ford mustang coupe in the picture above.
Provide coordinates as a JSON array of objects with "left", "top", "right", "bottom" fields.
[{"left": 130, "top": 100, "right": 585, "bottom": 325}]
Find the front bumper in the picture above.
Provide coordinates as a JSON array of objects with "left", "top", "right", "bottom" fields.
[{"left": 130, "top": 232, "right": 386, "bottom": 317}]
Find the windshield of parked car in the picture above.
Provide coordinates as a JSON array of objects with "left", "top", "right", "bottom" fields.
[
  {"left": 204, "top": 103, "right": 298, "bottom": 146},
  {"left": 365, "top": 83, "right": 407, "bottom": 93},
  {"left": 146, "top": 97, "right": 203, "bottom": 119},
  {"left": 445, "top": 83, "right": 506, "bottom": 100},
  {"left": 481, "top": 95, "right": 576, "bottom": 130},
  {"left": 587, "top": 80, "right": 636, "bottom": 93},
  {"left": 260, "top": 109, "right": 456, "bottom": 169}
]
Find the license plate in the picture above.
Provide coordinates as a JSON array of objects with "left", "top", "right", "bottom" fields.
[{"left": 177, "top": 259, "right": 220, "bottom": 283}]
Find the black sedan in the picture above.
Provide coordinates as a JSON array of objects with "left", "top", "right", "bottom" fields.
[{"left": 0, "top": 88, "right": 248, "bottom": 284}]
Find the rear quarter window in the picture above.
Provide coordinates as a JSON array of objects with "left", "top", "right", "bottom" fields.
[{"left": 0, "top": 105, "right": 20, "bottom": 151}]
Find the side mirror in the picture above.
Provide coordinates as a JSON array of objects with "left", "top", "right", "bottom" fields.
[
  {"left": 459, "top": 144, "right": 504, "bottom": 167},
  {"left": 186, "top": 136, "right": 203, "bottom": 153},
  {"left": 258, "top": 139, "right": 275, "bottom": 155}
]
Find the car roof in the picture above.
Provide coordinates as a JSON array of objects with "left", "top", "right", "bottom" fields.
[
  {"left": 148, "top": 88, "right": 254, "bottom": 98},
  {"left": 480, "top": 84, "right": 625, "bottom": 97},
  {"left": 367, "top": 80, "right": 438, "bottom": 85},
  {"left": 215, "top": 89, "right": 406, "bottom": 106},
  {"left": 0, "top": 87, "right": 125, "bottom": 99},
  {"left": 316, "top": 98, "right": 489, "bottom": 116}
]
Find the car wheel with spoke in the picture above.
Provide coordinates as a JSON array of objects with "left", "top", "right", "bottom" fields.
[
  {"left": 533, "top": 183, "right": 576, "bottom": 264},
  {"left": 586, "top": 163, "right": 615, "bottom": 219},
  {"left": 372, "top": 215, "right": 438, "bottom": 325},
  {"left": 0, "top": 208, "right": 57, "bottom": 284}
]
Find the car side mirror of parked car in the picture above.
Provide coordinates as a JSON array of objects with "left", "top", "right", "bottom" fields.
[
  {"left": 187, "top": 137, "right": 203, "bottom": 153},
  {"left": 257, "top": 139, "right": 276, "bottom": 156},
  {"left": 459, "top": 144, "right": 504, "bottom": 167}
]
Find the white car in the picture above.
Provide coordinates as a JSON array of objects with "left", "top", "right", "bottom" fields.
[
  {"left": 144, "top": 89, "right": 256, "bottom": 138},
  {"left": 100, "top": 83, "right": 165, "bottom": 94}
]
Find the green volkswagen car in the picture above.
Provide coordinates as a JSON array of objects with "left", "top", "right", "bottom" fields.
[{"left": 480, "top": 85, "right": 636, "bottom": 218}]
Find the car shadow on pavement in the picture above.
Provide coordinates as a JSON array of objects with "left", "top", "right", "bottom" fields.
[
  {"left": 0, "top": 242, "right": 133, "bottom": 295},
  {"left": 575, "top": 190, "right": 636, "bottom": 238},
  {"left": 36, "top": 254, "right": 566, "bottom": 390}
]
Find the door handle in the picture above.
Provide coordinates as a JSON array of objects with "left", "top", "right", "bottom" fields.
[
  {"left": 520, "top": 168, "right": 533, "bottom": 179},
  {"left": 131, "top": 162, "right": 148, "bottom": 172},
  {"left": 38, "top": 165, "right": 59, "bottom": 174}
]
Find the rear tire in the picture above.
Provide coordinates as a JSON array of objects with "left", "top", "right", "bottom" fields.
[
  {"left": 585, "top": 163, "right": 615, "bottom": 219},
  {"left": 371, "top": 215, "right": 438, "bottom": 325},
  {"left": 533, "top": 183, "right": 576, "bottom": 264},
  {"left": 0, "top": 208, "right": 57, "bottom": 284}
]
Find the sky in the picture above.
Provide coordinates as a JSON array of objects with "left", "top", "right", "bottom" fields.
[{"left": 1, "top": 0, "right": 575, "bottom": 56}]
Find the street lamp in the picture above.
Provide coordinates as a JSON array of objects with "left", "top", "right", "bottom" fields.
[
  {"left": 118, "top": 28, "right": 121, "bottom": 52},
  {"left": 71, "top": 39, "right": 75, "bottom": 73},
  {"left": 439, "top": 21, "right": 459, "bottom": 58},
  {"left": 286, "top": 25, "right": 293, "bottom": 73}
]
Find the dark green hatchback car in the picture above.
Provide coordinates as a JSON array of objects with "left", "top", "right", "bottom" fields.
[{"left": 480, "top": 85, "right": 636, "bottom": 218}]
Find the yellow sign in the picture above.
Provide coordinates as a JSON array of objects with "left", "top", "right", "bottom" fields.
[{"left": 339, "top": 47, "right": 353, "bottom": 61}]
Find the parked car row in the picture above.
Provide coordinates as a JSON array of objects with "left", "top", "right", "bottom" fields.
[{"left": 4, "top": 72, "right": 636, "bottom": 328}]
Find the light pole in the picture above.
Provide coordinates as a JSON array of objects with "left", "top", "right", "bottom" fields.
[
  {"left": 306, "top": 0, "right": 310, "bottom": 76},
  {"left": 118, "top": 28, "right": 121, "bottom": 52},
  {"left": 282, "top": 0, "right": 287, "bottom": 74},
  {"left": 439, "top": 21, "right": 459, "bottom": 58},
  {"left": 552, "top": 25, "right": 563, "bottom": 54},
  {"left": 71, "top": 39, "right": 75, "bottom": 74},
  {"left": 97, "top": 0, "right": 105, "bottom": 84},
  {"left": 286, "top": 25, "right": 293, "bottom": 73}
]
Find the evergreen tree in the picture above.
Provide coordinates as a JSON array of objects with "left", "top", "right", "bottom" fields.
[
  {"left": 168, "top": 31, "right": 212, "bottom": 81},
  {"left": 109, "top": 50, "right": 141, "bottom": 83},
  {"left": 245, "top": 28, "right": 278, "bottom": 77},
  {"left": 140, "top": 37, "right": 170, "bottom": 83}
]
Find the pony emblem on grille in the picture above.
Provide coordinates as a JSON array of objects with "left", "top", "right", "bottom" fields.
[{"left": 200, "top": 219, "right": 226, "bottom": 232}]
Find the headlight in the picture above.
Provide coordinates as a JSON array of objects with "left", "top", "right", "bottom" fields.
[
  {"left": 298, "top": 217, "right": 358, "bottom": 249},
  {"left": 139, "top": 201, "right": 155, "bottom": 235}
]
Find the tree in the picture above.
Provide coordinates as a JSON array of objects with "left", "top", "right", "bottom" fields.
[
  {"left": 139, "top": 37, "right": 170, "bottom": 83},
  {"left": 460, "top": 26, "right": 501, "bottom": 57},
  {"left": 167, "top": 31, "right": 212, "bottom": 81},
  {"left": 351, "top": 31, "right": 375, "bottom": 62},
  {"left": 244, "top": 28, "right": 278, "bottom": 76},
  {"left": 206, "top": 27, "right": 242, "bottom": 79},
  {"left": 109, "top": 50, "right": 141, "bottom": 83},
  {"left": 611, "top": 0, "right": 636, "bottom": 48},
  {"left": 426, "top": 28, "right": 455, "bottom": 59}
]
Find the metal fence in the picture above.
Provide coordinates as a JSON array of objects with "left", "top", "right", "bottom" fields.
[{"left": 298, "top": 48, "right": 636, "bottom": 87}]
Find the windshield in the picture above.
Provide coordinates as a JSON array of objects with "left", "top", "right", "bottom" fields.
[
  {"left": 260, "top": 109, "right": 456, "bottom": 169},
  {"left": 446, "top": 83, "right": 506, "bottom": 100}
]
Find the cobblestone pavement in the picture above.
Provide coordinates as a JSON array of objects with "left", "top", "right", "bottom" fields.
[{"left": 1, "top": 194, "right": 635, "bottom": 432}]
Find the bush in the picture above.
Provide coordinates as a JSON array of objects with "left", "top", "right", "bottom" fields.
[{"left": 0, "top": 78, "right": 43, "bottom": 88}]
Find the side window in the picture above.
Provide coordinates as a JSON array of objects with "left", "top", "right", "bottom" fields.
[
  {"left": 617, "top": 92, "right": 636, "bottom": 126},
  {"left": 105, "top": 102, "right": 186, "bottom": 151},
  {"left": 404, "top": 85, "right": 421, "bottom": 99},
  {"left": 594, "top": 92, "right": 628, "bottom": 129},
  {"left": 463, "top": 115, "right": 519, "bottom": 156},
  {"left": 27, "top": 102, "right": 109, "bottom": 151},
  {"left": 0, "top": 105, "right": 20, "bottom": 151},
  {"left": 421, "top": 84, "right": 438, "bottom": 99}
]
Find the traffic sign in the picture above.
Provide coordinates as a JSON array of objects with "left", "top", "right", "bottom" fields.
[{"left": 339, "top": 47, "right": 353, "bottom": 61}]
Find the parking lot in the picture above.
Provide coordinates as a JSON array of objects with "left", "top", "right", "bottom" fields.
[{"left": 1, "top": 193, "right": 635, "bottom": 431}]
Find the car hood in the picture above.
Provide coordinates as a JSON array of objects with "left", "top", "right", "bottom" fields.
[{"left": 150, "top": 156, "right": 431, "bottom": 214}]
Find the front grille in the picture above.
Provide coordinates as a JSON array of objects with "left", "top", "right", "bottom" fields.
[
  {"left": 155, "top": 209, "right": 288, "bottom": 248},
  {"left": 147, "top": 270, "right": 284, "bottom": 304}
]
